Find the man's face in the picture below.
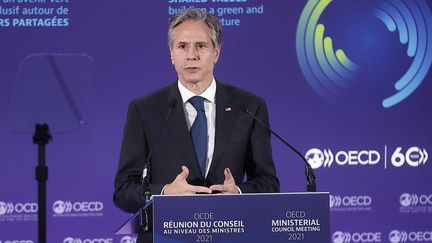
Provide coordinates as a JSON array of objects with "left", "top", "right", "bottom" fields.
[{"left": 170, "top": 20, "right": 220, "bottom": 86}]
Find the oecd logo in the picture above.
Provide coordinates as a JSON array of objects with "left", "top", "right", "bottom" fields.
[
  {"left": 296, "top": 0, "right": 432, "bottom": 108},
  {"left": 63, "top": 237, "right": 113, "bottom": 243},
  {"left": 389, "top": 230, "right": 432, "bottom": 243},
  {"left": 333, "top": 231, "right": 382, "bottom": 243},
  {"left": 400, "top": 193, "right": 432, "bottom": 207},
  {"left": 305, "top": 148, "right": 380, "bottom": 169},
  {"left": 53, "top": 200, "right": 104, "bottom": 217},
  {"left": 0, "top": 201, "right": 37, "bottom": 222},
  {"left": 0, "top": 201, "right": 37, "bottom": 215},
  {"left": 330, "top": 195, "right": 372, "bottom": 212},
  {"left": 399, "top": 193, "right": 432, "bottom": 214}
]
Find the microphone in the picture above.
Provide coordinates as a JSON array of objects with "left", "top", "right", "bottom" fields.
[
  {"left": 239, "top": 105, "right": 316, "bottom": 192},
  {"left": 141, "top": 99, "right": 177, "bottom": 186},
  {"left": 140, "top": 99, "right": 177, "bottom": 232}
]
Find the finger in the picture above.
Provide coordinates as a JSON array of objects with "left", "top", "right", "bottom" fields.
[
  {"left": 211, "top": 185, "right": 234, "bottom": 194},
  {"left": 182, "top": 190, "right": 198, "bottom": 195},
  {"left": 209, "top": 184, "right": 225, "bottom": 192},
  {"left": 176, "top": 165, "right": 189, "bottom": 180},
  {"left": 190, "top": 185, "right": 212, "bottom": 194},
  {"left": 224, "top": 168, "right": 234, "bottom": 183}
]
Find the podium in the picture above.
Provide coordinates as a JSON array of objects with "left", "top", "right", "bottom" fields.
[{"left": 117, "top": 192, "right": 329, "bottom": 242}]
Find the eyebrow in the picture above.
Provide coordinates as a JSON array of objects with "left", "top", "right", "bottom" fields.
[
  {"left": 195, "top": 41, "right": 208, "bottom": 46},
  {"left": 176, "top": 41, "right": 209, "bottom": 46}
]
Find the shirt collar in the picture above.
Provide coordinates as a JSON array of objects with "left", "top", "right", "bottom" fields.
[{"left": 178, "top": 78, "right": 216, "bottom": 104}]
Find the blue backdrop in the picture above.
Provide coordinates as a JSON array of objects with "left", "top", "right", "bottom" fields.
[{"left": 0, "top": 1, "right": 431, "bottom": 242}]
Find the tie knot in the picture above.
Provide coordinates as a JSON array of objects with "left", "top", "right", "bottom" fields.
[{"left": 189, "top": 96, "right": 205, "bottom": 111}]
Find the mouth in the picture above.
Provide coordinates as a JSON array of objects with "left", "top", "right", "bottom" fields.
[{"left": 185, "top": 67, "right": 201, "bottom": 73}]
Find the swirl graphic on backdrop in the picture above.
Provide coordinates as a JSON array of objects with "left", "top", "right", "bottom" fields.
[{"left": 296, "top": 0, "right": 432, "bottom": 108}]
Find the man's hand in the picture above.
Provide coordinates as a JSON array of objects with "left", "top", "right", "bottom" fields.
[
  {"left": 209, "top": 168, "right": 240, "bottom": 194},
  {"left": 164, "top": 166, "right": 212, "bottom": 195}
]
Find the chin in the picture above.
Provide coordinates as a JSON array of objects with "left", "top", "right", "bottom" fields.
[{"left": 183, "top": 77, "right": 203, "bottom": 84}]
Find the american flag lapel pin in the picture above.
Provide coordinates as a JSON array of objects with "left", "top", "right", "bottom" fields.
[{"left": 225, "top": 106, "right": 232, "bottom": 112}]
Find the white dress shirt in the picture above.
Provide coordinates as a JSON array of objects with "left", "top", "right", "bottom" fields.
[{"left": 178, "top": 79, "right": 216, "bottom": 178}]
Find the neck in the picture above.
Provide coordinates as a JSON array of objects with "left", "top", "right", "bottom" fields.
[{"left": 180, "top": 78, "right": 212, "bottom": 95}]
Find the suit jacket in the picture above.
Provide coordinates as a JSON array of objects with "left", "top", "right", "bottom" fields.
[{"left": 114, "top": 81, "right": 279, "bottom": 241}]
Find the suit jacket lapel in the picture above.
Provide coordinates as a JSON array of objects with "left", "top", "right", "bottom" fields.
[
  {"left": 164, "top": 83, "right": 203, "bottom": 179},
  {"left": 208, "top": 82, "right": 236, "bottom": 177}
]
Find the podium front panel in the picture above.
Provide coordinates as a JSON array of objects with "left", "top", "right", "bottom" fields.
[{"left": 152, "top": 192, "right": 329, "bottom": 243}]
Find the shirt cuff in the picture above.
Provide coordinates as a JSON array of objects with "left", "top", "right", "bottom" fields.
[
  {"left": 161, "top": 185, "right": 167, "bottom": 195},
  {"left": 236, "top": 186, "right": 242, "bottom": 194}
]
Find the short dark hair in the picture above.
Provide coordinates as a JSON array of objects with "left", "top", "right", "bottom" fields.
[{"left": 168, "top": 8, "right": 222, "bottom": 49}]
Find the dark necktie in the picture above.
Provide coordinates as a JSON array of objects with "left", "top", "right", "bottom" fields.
[{"left": 189, "top": 96, "right": 208, "bottom": 177}]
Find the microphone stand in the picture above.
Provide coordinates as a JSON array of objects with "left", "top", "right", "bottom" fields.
[
  {"left": 240, "top": 107, "right": 317, "bottom": 192},
  {"left": 33, "top": 124, "right": 52, "bottom": 243},
  {"left": 139, "top": 101, "right": 177, "bottom": 232}
]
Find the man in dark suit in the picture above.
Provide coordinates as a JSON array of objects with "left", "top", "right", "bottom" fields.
[{"left": 114, "top": 8, "right": 279, "bottom": 242}]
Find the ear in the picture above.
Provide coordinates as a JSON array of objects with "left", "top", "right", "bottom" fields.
[
  {"left": 170, "top": 50, "right": 175, "bottom": 65},
  {"left": 213, "top": 46, "right": 221, "bottom": 64}
]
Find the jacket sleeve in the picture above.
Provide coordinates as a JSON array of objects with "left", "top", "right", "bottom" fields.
[
  {"left": 113, "top": 101, "right": 165, "bottom": 213},
  {"left": 238, "top": 100, "right": 280, "bottom": 193}
]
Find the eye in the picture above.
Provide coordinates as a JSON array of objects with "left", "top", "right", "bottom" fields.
[
  {"left": 178, "top": 44, "right": 186, "bottom": 49},
  {"left": 197, "top": 43, "right": 207, "bottom": 49}
]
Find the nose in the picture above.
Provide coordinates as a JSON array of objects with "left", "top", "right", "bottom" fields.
[{"left": 186, "top": 46, "right": 199, "bottom": 60}]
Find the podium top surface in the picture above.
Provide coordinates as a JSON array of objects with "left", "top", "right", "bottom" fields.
[{"left": 152, "top": 191, "right": 330, "bottom": 199}]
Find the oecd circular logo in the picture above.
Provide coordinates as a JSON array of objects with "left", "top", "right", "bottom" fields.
[
  {"left": 332, "top": 231, "right": 346, "bottom": 243},
  {"left": 121, "top": 236, "right": 135, "bottom": 243},
  {"left": 399, "top": 193, "right": 412, "bottom": 207},
  {"left": 389, "top": 230, "right": 402, "bottom": 243},
  {"left": 296, "top": 0, "right": 432, "bottom": 109},
  {"left": 0, "top": 201, "right": 7, "bottom": 216},
  {"left": 305, "top": 148, "right": 324, "bottom": 169},
  {"left": 63, "top": 238, "right": 75, "bottom": 243},
  {"left": 53, "top": 200, "right": 66, "bottom": 214}
]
